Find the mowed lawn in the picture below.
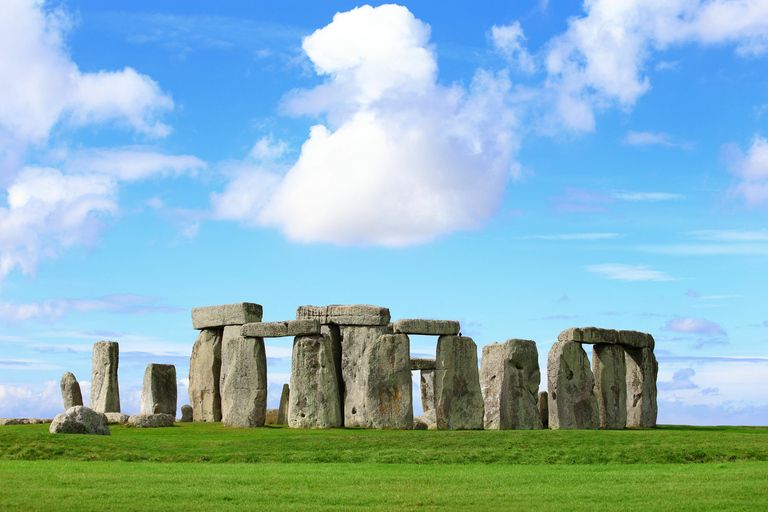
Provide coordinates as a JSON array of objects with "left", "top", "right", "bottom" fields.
[{"left": 1, "top": 423, "right": 767, "bottom": 511}]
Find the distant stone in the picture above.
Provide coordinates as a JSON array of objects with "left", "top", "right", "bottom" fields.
[
  {"left": 435, "top": 336, "right": 484, "bottom": 430},
  {"left": 60, "top": 372, "right": 83, "bottom": 411},
  {"left": 241, "top": 320, "right": 321, "bottom": 338},
  {"left": 410, "top": 358, "right": 436, "bottom": 371},
  {"left": 547, "top": 341, "right": 599, "bottom": 430},
  {"left": 625, "top": 347, "right": 658, "bottom": 428},
  {"left": 557, "top": 327, "right": 654, "bottom": 350},
  {"left": 140, "top": 364, "right": 177, "bottom": 417},
  {"left": 128, "top": 413, "right": 174, "bottom": 428},
  {"left": 413, "top": 416, "right": 429, "bottom": 430},
  {"left": 619, "top": 330, "right": 656, "bottom": 351},
  {"left": 539, "top": 391, "right": 548, "bottom": 429},
  {"left": 277, "top": 384, "right": 289, "bottom": 425},
  {"left": 592, "top": 344, "right": 627, "bottom": 430},
  {"left": 90, "top": 341, "right": 121, "bottom": 413},
  {"left": 393, "top": 319, "right": 460, "bottom": 336},
  {"left": 104, "top": 413, "right": 129, "bottom": 424},
  {"left": 265, "top": 409, "right": 279, "bottom": 425},
  {"left": 363, "top": 334, "right": 413, "bottom": 430},
  {"left": 188, "top": 328, "right": 222, "bottom": 422},
  {"left": 420, "top": 370, "right": 435, "bottom": 414},
  {"left": 180, "top": 405, "right": 193, "bottom": 423},
  {"left": 50, "top": 406, "right": 110, "bottom": 435},
  {"left": 191, "top": 303, "right": 263, "bottom": 330},
  {"left": 220, "top": 336, "right": 267, "bottom": 428},
  {"left": 297, "top": 305, "right": 390, "bottom": 326},
  {"left": 289, "top": 334, "right": 343, "bottom": 429}
]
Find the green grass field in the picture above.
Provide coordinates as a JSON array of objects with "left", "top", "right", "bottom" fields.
[{"left": 1, "top": 423, "right": 767, "bottom": 510}]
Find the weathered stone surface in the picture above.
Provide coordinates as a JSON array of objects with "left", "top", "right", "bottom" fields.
[
  {"left": 180, "top": 405, "right": 193, "bottom": 422},
  {"left": 547, "top": 341, "right": 599, "bottom": 430},
  {"left": 539, "top": 391, "right": 549, "bottom": 429},
  {"left": 241, "top": 320, "right": 321, "bottom": 338},
  {"left": 363, "top": 334, "right": 413, "bottom": 430},
  {"left": 60, "top": 372, "right": 83, "bottom": 410},
  {"left": 420, "top": 369, "right": 435, "bottom": 413},
  {"left": 393, "top": 319, "right": 460, "bottom": 336},
  {"left": 297, "top": 305, "right": 390, "bottom": 326},
  {"left": 434, "top": 336, "right": 484, "bottom": 430},
  {"left": 625, "top": 347, "right": 658, "bottom": 428},
  {"left": 592, "top": 344, "right": 627, "bottom": 430},
  {"left": 277, "top": 384, "right": 289, "bottom": 425},
  {"left": 192, "top": 303, "right": 263, "bottom": 330},
  {"left": 220, "top": 336, "right": 267, "bottom": 428},
  {"left": 140, "top": 364, "right": 177, "bottom": 416},
  {"left": 265, "top": 409, "right": 279, "bottom": 425},
  {"left": 411, "top": 358, "right": 436, "bottom": 371},
  {"left": 413, "top": 416, "right": 429, "bottom": 430},
  {"left": 558, "top": 327, "right": 654, "bottom": 350},
  {"left": 340, "top": 325, "right": 393, "bottom": 427},
  {"left": 105, "top": 413, "right": 129, "bottom": 424},
  {"left": 2, "top": 418, "right": 53, "bottom": 425},
  {"left": 188, "top": 328, "right": 222, "bottom": 422},
  {"left": 480, "top": 340, "right": 542, "bottom": 430},
  {"left": 128, "top": 413, "right": 174, "bottom": 428},
  {"left": 50, "top": 406, "right": 110, "bottom": 435},
  {"left": 90, "top": 341, "right": 120, "bottom": 413},
  {"left": 289, "top": 334, "right": 343, "bottom": 428}
]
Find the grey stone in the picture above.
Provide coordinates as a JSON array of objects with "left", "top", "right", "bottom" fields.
[
  {"left": 297, "top": 305, "right": 390, "bottom": 326},
  {"left": 50, "top": 406, "right": 110, "bottom": 435},
  {"left": 340, "top": 325, "right": 393, "bottom": 427},
  {"left": 277, "top": 384, "right": 289, "bottom": 425},
  {"left": 480, "top": 339, "right": 542, "bottom": 430},
  {"left": 363, "top": 333, "right": 413, "bottom": 430},
  {"left": 547, "top": 341, "right": 599, "bottom": 430},
  {"left": 265, "top": 409, "right": 279, "bottom": 425},
  {"left": 557, "top": 327, "right": 654, "bottom": 350},
  {"left": 289, "top": 334, "right": 343, "bottom": 429},
  {"left": 220, "top": 336, "right": 267, "bottom": 428},
  {"left": 90, "top": 341, "right": 120, "bottom": 413},
  {"left": 1, "top": 418, "right": 49, "bottom": 425},
  {"left": 192, "top": 302, "right": 263, "bottom": 330},
  {"left": 188, "top": 328, "right": 222, "bottom": 422},
  {"left": 625, "top": 347, "right": 658, "bottom": 427},
  {"left": 140, "top": 364, "right": 177, "bottom": 416},
  {"left": 434, "top": 336, "right": 484, "bottom": 430},
  {"left": 411, "top": 358, "right": 436, "bottom": 371},
  {"left": 539, "top": 391, "right": 548, "bottom": 429},
  {"left": 413, "top": 416, "right": 429, "bottom": 430},
  {"left": 420, "top": 369, "right": 435, "bottom": 413},
  {"left": 180, "top": 405, "right": 193, "bottom": 422},
  {"left": 241, "top": 320, "right": 321, "bottom": 338},
  {"left": 393, "top": 319, "right": 460, "bottom": 336},
  {"left": 619, "top": 330, "right": 656, "bottom": 351},
  {"left": 60, "top": 372, "right": 83, "bottom": 410},
  {"left": 128, "top": 413, "right": 174, "bottom": 428},
  {"left": 592, "top": 344, "right": 627, "bottom": 430},
  {"left": 104, "top": 412, "right": 129, "bottom": 424}
]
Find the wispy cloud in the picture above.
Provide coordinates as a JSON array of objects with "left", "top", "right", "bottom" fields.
[
  {"left": 611, "top": 191, "right": 684, "bottom": 202},
  {"left": 520, "top": 233, "right": 621, "bottom": 240},
  {"left": 0, "top": 294, "right": 183, "bottom": 323},
  {"left": 688, "top": 230, "right": 768, "bottom": 242},
  {"left": 665, "top": 317, "right": 726, "bottom": 336},
  {"left": 658, "top": 368, "right": 698, "bottom": 391},
  {"left": 622, "top": 131, "right": 693, "bottom": 149},
  {"left": 587, "top": 263, "right": 676, "bottom": 281}
]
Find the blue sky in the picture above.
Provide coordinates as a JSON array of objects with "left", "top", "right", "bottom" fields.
[{"left": 1, "top": 0, "right": 768, "bottom": 425}]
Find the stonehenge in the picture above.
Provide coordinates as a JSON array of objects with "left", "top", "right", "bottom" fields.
[
  {"left": 60, "top": 372, "right": 83, "bottom": 411},
  {"left": 434, "top": 335, "right": 484, "bottom": 430},
  {"left": 50, "top": 406, "right": 110, "bottom": 435},
  {"left": 90, "top": 341, "right": 121, "bottom": 413},
  {"left": 140, "top": 364, "right": 177, "bottom": 416}
]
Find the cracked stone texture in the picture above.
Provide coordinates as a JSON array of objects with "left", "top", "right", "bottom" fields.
[
  {"left": 592, "top": 344, "right": 627, "bottom": 430},
  {"left": 297, "top": 305, "right": 390, "bottom": 326},
  {"left": 558, "top": 327, "right": 654, "bottom": 350},
  {"left": 60, "top": 372, "right": 83, "bottom": 411},
  {"left": 421, "top": 369, "right": 435, "bottom": 414},
  {"left": 362, "top": 333, "right": 413, "bottom": 430},
  {"left": 277, "top": 384, "right": 290, "bottom": 425},
  {"left": 50, "top": 406, "right": 110, "bottom": 435},
  {"left": 188, "top": 328, "right": 222, "bottom": 422},
  {"left": 220, "top": 336, "right": 267, "bottom": 428},
  {"left": 289, "top": 334, "right": 343, "bottom": 428},
  {"left": 435, "top": 336, "right": 484, "bottom": 430},
  {"left": 90, "top": 341, "right": 120, "bottom": 413},
  {"left": 128, "top": 413, "right": 175, "bottom": 428},
  {"left": 241, "top": 320, "right": 320, "bottom": 338},
  {"left": 625, "top": 347, "right": 658, "bottom": 427},
  {"left": 393, "top": 319, "right": 460, "bottom": 336},
  {"left": 547, "top": 341, "right": 599, "bottom": 430},
  {"left": 192, "top": 302, "right": 263, "bottom": 330},
  {"left": 140, "top": 363, "right": 177, "bottom": 416}
]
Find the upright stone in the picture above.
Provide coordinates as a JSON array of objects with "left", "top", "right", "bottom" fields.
[
  {"left": 547, "top": 341, "right": 599, "bottom": 430},
  {"left": 188, "top": 328, "right": 222, "bottom": 422},
  {"left": 421, "top": 370, "right": 435, "bottom": 413},
  {"left": 625, "top": 347, "right": 658, "bottom": 427},
  {"left": 277, "top": 384, "right": 290, "bottom": 425},
  {"left": 220, "top": 336, "right": 267, "bottom": 428},
  {"left": 180, "top": 405, "right": 193, "bottom": 422},
  {"left": 60, "top": 372, "right": 83, "bottom": 411},
  {"left": 592, "top": 344, "right": 627, "bottom": 429},
  {"left": 140, "top": 364, "right": 177, "bottom": 416},
  {"left": 434, "top": 335, "right": 484, "bottom": 430},
  {"left": 539, "top": 391, "right": 549, "bottom": 429},
  {"left": 363, "top": 333, "right": 413, "bottom": 430},
  {"left": 90, "top": 341, "right": 120, "bottom": 413},
  {"left": 288, "top": 334, "right": 343, "bottom": 428}
]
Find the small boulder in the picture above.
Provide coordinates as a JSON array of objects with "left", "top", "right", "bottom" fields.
[
  {"left": 128, "top": 413, "right": 175, "bottom": 428},
  {"left": 50, "top": 406, "right": 110, "bottom": 435},
  {"left": 180, "top": 405, "right": 193, "bottom": 422},
  {"left": 105, "top": 412, "right": 129, "bottom": 424}
]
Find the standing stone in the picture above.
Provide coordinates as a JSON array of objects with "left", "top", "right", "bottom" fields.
[
  {"left": 60, "top": 372, "right": 83, "bottom": 411},
  {"left": 50, "top": 406, "right": 110, "bottom": 435},
  {"left": 289, "top": 334, "right": 343, "bottom": 428},
  {"left": 592, "top": 344, "right": 627, "bottom": 429},
  {"left": 277, "top": 384, "right": 290, "bottom": 425},
  {"left": 480, "top": 339, "right": 542, "bottom": 430},
  {"left": 421, "top": 369, "right": 435, "bottom": 413},
  {"left": 188, "top": 328, "right": 223, "bottom": 422},
  {"left": 140, "top": 364, "right": 177, "bottom": 416},
  {"left": 547, "top": 341, "right": 599, "bottom": 430},
  {"left": 434, "top": 335, "right": 484, "bottom": 430},
  {"left": 180, "top": 405, "right": 193, "bottom": 422},
  {"left": 539, "top": 391, "right": 549, "bottom": 429},
  {"left": 363, "top": 334, "right": 413, "bottom": 430},
  {"left": 220, "top": 336, "right": 267, "bottom": 427},
  {"left": 90, "top": 341, "right": 120, "bottom": 413},
  {"left": 625, "top": 347, "right": 658, "bottom": 427}
]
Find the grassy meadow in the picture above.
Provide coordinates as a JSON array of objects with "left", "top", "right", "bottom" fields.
[{"left": 1, "top": 423, "right": 767, "bottom": 510}]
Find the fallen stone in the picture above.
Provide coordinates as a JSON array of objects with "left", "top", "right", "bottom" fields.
[
  {"left": 413, "top": 416, "right": 429, "bottom": 430},
  {"left": 539, "top": 391, "right": 549, "bottom": 429},
  {"left": 220, "top": 336, "right": 267, "bottom": 428},
  {"left": 547, "top": 341, "right": 599, "bottom": 430},
  {"left": 592, "top": 344, "right": 627, "bottom": 429},
  {"left": 265, "top": 409, "right": 279, "bottom": 425},
  {"left": 60, "top": 372, "right": 83, "bottom": 411},
  {"left": 104, "top": 413, "right": 129, "bottom": 424},
  {"left": 50, "top": 406, "right": 110, "bottom": 435},
  {"left": 1, "top": 418, "right": 52, "bottom": 425},
  {"left": 480, "top": 339, "right": 542, "bottom": 430},
  {"left": 435, "top": 336, "right": 484, "bottom": 430},
  {"left": 188, "top": 328, "right": 222, "bottom": 422},
  {"left": 128, "top": 413, "right": 174, "bottom": 428},
  {"left": 410, "top": 358, "right": 436, "bottom": 371},
  {"left": 192, "top": 302, "right": 263, "bottom": 330},
  {"left": 241, "top": 320, "right": 321, "bottom": 338},
  {"left": 421, "top": 369, "right": 435, "bottom": 413},
  {"left": 625, "top": 347, "right": 658, "bottom": 427},
  {"left": 140, "top": 364, "right": 177, "bottom": 416},
  {"left": 297, "top": 305, "right": 390, "bottom": 326},
  {"left": 557, "top": 327, "right": 654, "bottom": 350},
  {"left": 90, "top": 341, "right": 121, "bottom": 413},
  {"left": 289, "top": 334, "right": 343, "bottom": 428},
  {"left": 277, "top": 384, "right": 289, "bottom": 425},
  {"left": 393, "top": 319, "right": 460, "bottom": 336},
  {"left": 363, "top": 333, "right": 413, "bottom": 430},
  {"left": 180, "top": 405, "right": 193, "bottom": 423}
]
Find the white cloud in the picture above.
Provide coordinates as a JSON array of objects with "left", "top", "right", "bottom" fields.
[
  {"left": 62, "top": 148, "right": 206, "bottom": 181},
  {"left": 724, "top": 135, "right": 768, "bottom": 207},
  {"left": 491, "top": 22, "right": 536, "bottom": 73},
  {"left": 665, "top": 317, "right": 726, "bottom": 336},
  {"left": 0, "top": 293, "right": 183, "bottom": 322},
  {"left": 622, "top": 131, "right": 692, "bottom": 149},
  {"left": 689, "top": 229, "right": 768, "bottom": 242},
  {"left": 0, "top": 380, "right": 62, "bottom": 419},
  {"left": 587, "top": 263, "right": 676, "bottom": 281},
  {"left": 612, "top": 191, "right": 684, "bottom": 201}
]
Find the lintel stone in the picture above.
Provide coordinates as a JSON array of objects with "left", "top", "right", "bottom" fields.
[
  {"left": 192, "top": 303, "right": 263, "bottom": 330},
  {"left": 394, "top": 319, "right": 460, "bottom": 336},
  {"left": 558, "top": 327, "right": 654, "bottom": 350},
  {"left": 410, "top": 358, "right": 436, "bottom": 371},
  {"left": 241, "top": 319, "right": 320, "bottom": 338},
  {"left": 296, "top": 305, "right": 390, "bottom": 326}
]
